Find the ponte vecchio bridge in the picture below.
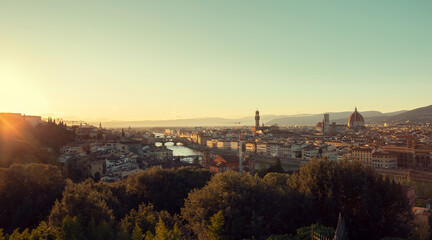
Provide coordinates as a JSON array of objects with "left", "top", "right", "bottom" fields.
[{"left": 154, "top": 136, "right": 184, "bottom": 146}]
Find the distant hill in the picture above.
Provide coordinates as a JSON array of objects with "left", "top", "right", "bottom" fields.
[
  {"left": 93, "top": 114, "right": 290, "bottom": 128},
  {"left": 89, "top": 105, "right": 432, "bottom": 128},
  {"left": 330, "top": 110, "right": 408, "bottom": 124},
  {"left": 368, "top": 105, "right": 432, "bottom": 124},
  {"left": 266, "top": 111, "right": 397, "bottom": 126}
]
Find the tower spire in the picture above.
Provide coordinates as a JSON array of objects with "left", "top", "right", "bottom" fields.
[{"left": 255, "top": 109, "right": 260, "bottom": 129}]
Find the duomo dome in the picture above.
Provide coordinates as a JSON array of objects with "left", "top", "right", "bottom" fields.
[{"left": 347, "top": 107, "right": 365, "bottom": 129}]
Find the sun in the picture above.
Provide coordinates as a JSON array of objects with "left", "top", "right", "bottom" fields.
[{"left": 0, "top": 64, "right": 49, "bottom": 115}]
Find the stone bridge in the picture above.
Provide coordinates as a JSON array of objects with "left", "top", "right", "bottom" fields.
[{"left": 154, "top": 136, "right": 185, "bottom": 146}]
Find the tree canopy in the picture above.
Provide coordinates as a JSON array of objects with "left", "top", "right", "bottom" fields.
[
  {"left": 182, "top": 170, "right": 306, "bottom": 240},
  {"left": 111, "top": 166, "right": 212, "bottom": 214},
  {"left": 0, "top": 156, "right": 419, "bottom": 239},
  {"left": 0, "top": 163, "right": 64, "bottom": 232},
  {"left": 288, "top": 159, "right": 412, "bottom": 239}
]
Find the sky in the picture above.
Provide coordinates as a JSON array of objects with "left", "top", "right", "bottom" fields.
[{"left": 1, "top": 1, "right": 431, "bottom": 121}]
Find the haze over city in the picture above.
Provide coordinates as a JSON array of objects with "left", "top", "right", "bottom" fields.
[
  {"left": 3, "top": 1, "right": 432, "bottom": 240},
  {"left": 1, "top": 1, "right": 431, "bottom": 121}
]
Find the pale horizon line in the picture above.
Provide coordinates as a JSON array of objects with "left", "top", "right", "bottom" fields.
[{"left": 3, "top": 106, "right": 418, "bottom": 123}]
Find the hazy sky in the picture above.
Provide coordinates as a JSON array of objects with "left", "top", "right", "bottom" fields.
[{"left": 1, "top": 1, "right": 431, "bottom": 120}]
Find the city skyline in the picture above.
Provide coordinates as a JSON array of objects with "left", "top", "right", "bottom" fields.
[
  {"left": 0, "top": 105, "right": 422, "bottom": 123},
  {"left": 1, "top": 1, "right": 431, "bottom": 120},
  {"left": 2, "top": 2, "right": 432, "bottom": 239}
]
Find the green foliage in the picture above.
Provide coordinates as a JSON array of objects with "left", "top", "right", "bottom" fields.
[
  {"left": 29, "top": 221, "right": 59, "bottom": 240},
  {"left": 263, "top": 172, "right": 290, "bottom": 187},
  {"left": 87, "top": 218, "right": 115, "bottom": 240},
  {"left": 295, "top": 224, "right": 334, "bottom": 240},
  {"left": 0, "top": 222, "right": 59, "bottom": 240},
  {"left": 118, "top": 203, "right": 183, "bottom": 240},
  {"left": 182, "top": 170, "right": 305, "bottom": 240},
  {"left": 182, "top": 159, "right": 413, "bottom": 240},
  {"left": 152, "top": 218, "right": 184, "bottom": 240},
  {"left": 0, "top": 163, "right": 64, "bottom": 233},
  {"left": 131, "top": 223, "right": 147, "bottom": 240},
  {"left": 31, "top": 121, "right": 75, "bottom": 154},
  {"left": 59, "top": 216, "right": 87, "bottom": 240},
  {"left": 0, "top": 154, "right": 416, "bottom": 240},
  {"left": 6, "top": 219, "right": 116, "bottom": 240},
  {"left": 63, "top": 156, "right": 87, "bottom": 182},
  {"left": 8, "top": 228, "right": 31, "bottom": 240},
  {"left": 48, "top": 179, "right": 116, "bottom": 227},
  {"left": 111, "top": 166, "right": 212, "bottom": 214},
  {"left": 206, "top": 211, "right": 225, "bottom": 240},
  {"left": 288, "top": 159, "right": 413, "bottom": 240},
  {"left": 257, "top": 158, "right": 285, "bottom": 178},
  {"left": 0, "top": 118, "right": 72, "bottom": 168},
  {"left": 119, "top": 204, "right": 159, "bottom": 236},
  {"left": 0, "top": 136, "right": 57, "bottom": 168}
]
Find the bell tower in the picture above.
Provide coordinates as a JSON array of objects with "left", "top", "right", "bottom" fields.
[
  {"left": 255, "top": 110, "right": 260, "bottom": 129},
  {"left": 323, "top": 113, "right": 330, "bottom": 134}
]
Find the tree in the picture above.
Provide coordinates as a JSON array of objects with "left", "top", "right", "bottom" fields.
[
  {"left": 257, "top": 158, "right": 285, "bottom": 178},
  {"left": 59, "top": 216, "right": 87, "bottom": 240},
  {"left": 295, "top": 224, "right": 335, "bottom": 240},
  {"left": 48, "top": 179, "right": 116, "bottom": 228},
  {"left": 118, "top": 203, "right": 184, "bottom": 240},
  {"left": 29, "top": 221, "right": 59, "bottom": 240},
  {"left": 266, "top": 224, "right": 335, "bottom": 240},
  {"left": 206, "top": 211, "right": 225, "bottom": 240},
  {"left": 0, "top": 116, "right": 74, "bottom": 168},
  {"left": 288, "top": 159, "right": 413, "bottom": 240},
  {"left": 263, "top": 172, "right": 290, "bottom": 187},
  {"left": 181, "top": 170, "right": 305, "bottom": 240},
  {"left": 152, "top": 218, "right": 184, "bottom": 240},
  {"left": 8, "top": 228, "right": 31, "bottom": 240},
  {"left": 31, "top": 121, "right": 75, "bottom": 154},
  {"left": 118, "top": 204, "right": 159, "bottom": 237},
  {"left": 6, "top": 223, "right": 59, "bottom": 240},
  {"left": 111, "top": 166, "right": 212, "bottom": 214},
  {"left": 0, "top": 164, "right": 64, "bottom": 233},
  {"left": 0, "top": 229, "right": 5, "bottom": 240}
]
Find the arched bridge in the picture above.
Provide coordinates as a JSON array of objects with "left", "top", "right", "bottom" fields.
[{"left": 154, "top": 136, "right": 185, "bottom": 146}]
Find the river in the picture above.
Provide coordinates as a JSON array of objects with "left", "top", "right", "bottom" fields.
[{"left": 154, "top": 133, "right": 202, "bottom": 163}]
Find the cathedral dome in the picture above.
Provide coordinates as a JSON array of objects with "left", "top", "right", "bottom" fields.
[{"left": 348, "top": 107, "right": 365, "bottom": 128}]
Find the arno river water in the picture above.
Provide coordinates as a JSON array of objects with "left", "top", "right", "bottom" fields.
[{"left": 154, "top": 133, "right": 202, "bottom": 163}]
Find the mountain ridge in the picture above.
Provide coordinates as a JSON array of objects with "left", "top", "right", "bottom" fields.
[
  {"left": 84, "top": 105, "right": 432, "bottom": 128},
  {"left": 88, "top": 105, "right": 432, "bottom": 128}
]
